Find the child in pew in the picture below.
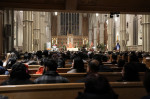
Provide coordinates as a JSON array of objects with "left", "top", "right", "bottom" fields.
[
  {"left": 1, "top": 62, "right": 34, "bottom": 85},
  {"left": 67, "top": 56, "right": 86, "bottom": 73},
  {"left": 142, "top": 69, "right": 150, "bottom": 99},
  {"left": 76, "top": 74, "right": 118, "bottom": 99},
  {"left": 34, "top": 59, "right": 69, "bottom": 84}
]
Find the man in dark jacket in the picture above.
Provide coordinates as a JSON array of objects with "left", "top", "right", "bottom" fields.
[{"left": 34, "top": 59, "right": 69, "bottom": 84}]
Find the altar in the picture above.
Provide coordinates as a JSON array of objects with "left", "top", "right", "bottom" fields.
[{"left": 67, "top": 48, "right": 78, "bottom": 51}]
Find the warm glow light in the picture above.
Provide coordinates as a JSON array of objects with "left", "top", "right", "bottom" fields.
[
  {"left": 96, "top": 13, "right": 99, "bottom": 17},
  {"left": 54, "top": 12, "right": 58, "bottom": 16}
]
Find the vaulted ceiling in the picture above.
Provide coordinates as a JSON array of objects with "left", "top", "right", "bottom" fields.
[{"left": 0, "top": 0, "right": 150, "bottom": 13}]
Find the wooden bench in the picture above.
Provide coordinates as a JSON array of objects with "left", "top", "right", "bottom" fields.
[
  {"left": 0, "top": 82, "right": 147, "bottom": 99},
  {"left": 0, "top": 72, "right": 145, "bottom": 83},
  {"left": 30, "top": 72, "right": 146, "bottom": 82}
]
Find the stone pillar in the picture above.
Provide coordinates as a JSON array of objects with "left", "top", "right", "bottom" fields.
[
  {"left": 40, "top": 12, "right": 45, "bottom": 50},
  {"left": 33, "top": 12, "right": 40, "bottom": 51},
  {"left": 23, "top": 11, "right": 33, "bottom": 52},
  {"left": 57, "top": 13, "right": 61, "bottom": 35},
  {"left": 99, "top": 14, "right": 105, "bottom": 44},
  {"left": 142, "top": 15, "right": 150, "bottom": 52},
  {"left": 94, "top": 27, "right": 97, "bottom": 50},
  {"left": 0, "top": 11, "right": 3, "bottom": 58},
  {"left": 88, "top": 14, "right": 92, "bottom": 47},
  {"left": 79, "top": 13, "right": 82, "bottom": 35},
  {"left": 107, "top": 18, "right": 114, "bottom": 51},
  {"left": 120, "top": 14, "right": 126, "bottom": 51}
]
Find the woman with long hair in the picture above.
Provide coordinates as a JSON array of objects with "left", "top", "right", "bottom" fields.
[{"left": 67, "top": 57, "right": 85, "bottom": 73}]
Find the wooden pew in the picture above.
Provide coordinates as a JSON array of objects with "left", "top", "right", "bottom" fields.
[
  {"left": 8, "top": 69, "right": 39, "bottom": 74},
  {"left": 8, "top": 66, "right": 122, "bottom": 75},
  {"left": 0, "top": 72, "right": 145, "bottom": 83},
  {"left": 28, "top": 63, "right": 119, "bottom": 69},
  {"left": 30, "top": 72, "right": 145, "bottom": 82},
  {"left": 0, "top": 82, "right": 147, "bottom": 99}
]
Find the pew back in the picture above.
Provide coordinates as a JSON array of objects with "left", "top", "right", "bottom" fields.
[
  {"left": 0, "top": 72, "right": 145, "bottom": 83},
  {"left": 0, "top": 82, "right": 147, "bottom": 99}
]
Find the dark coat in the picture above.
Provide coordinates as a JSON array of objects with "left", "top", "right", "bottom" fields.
[
  {"left": 76, "top": 92, "right": 118, "bottom": 99},
  {"left": 1, "top": 78, "right": 34, "bottom": 85}
]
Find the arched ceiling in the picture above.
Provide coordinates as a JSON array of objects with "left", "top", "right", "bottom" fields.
[{"left": 0, "top": 0, "right": 150, "bottom": 13}]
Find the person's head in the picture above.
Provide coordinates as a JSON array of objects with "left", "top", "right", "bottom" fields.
[
  {"left": 129, "top": 54, "right": 139, "bottom": 62},
  {"left": 44, "top": 59, "right": 58, "bottom": 72},
  {"left": 42, "top": 50, "right": 48, "bottom": 57},
  {"left": 36, "top": 50, "right": 42, "bottom": 59},
  {"left": 117, "top": 59, "right": 125, "bottom": 67},
  {"left": 92, "top": 54, "right": 102, "bottom": 64},
  {"left": 87, "top": 60, "right": 99, "bottom": 73},
  {"left": 0, "top": 60, "right": 3, "bottom": 66},
  {"left": 112, "top": 54, "right": 117, "bottom": 61},
  {"left": 6, "top": 58, "right": 17, "bottom": 69},
  {"left": 84, "top": 75, "right": 114, "bottom": 94},
  {"left": 122, "top": 64, "right": 140, "bottom": 81},
  {"left": 143, "top": 69, "right": 150, "bottom": 94},
  {"left": 73, "top": 57, "right": 85, "bottom": 73},
  {"left": 102, "top": 55, "right": 108, "bottom": 62},
  {"left": 10, "top": 62, "right": 30, "bottom": 79}
]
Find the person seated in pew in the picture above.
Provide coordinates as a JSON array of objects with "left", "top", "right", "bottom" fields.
[
  {"left": 77, "top": 59, "right": 100, "bottom": 82},
  {"left": 0, "top": 60, "right": 9, "bottom": 75},
  {"left": 34, "top": 59, "right": 69, "bottom": 84},
  {"left": 76, "top": 74, "right": 118, "bottom": 99},
  {"left": 118, "top": 62, "right": 140, "bottom": 82},
  {"left": 111, "top": 53, "right": 117, "bottom": 64},
  {"left": 57, "top": 53, "right": 65, "bottom": 68},
  {"left": 67, "top": 57, "right": 86, "bottom": 73},
  {"left": 117, "top": 59, "right": 125, "bottom": 67},
  {"left": 126, "top": 54, "right": 147, "bottom": 72},
  {"left": 93, "top": 54, "right": 113, "bottom": 72},
  {"left": 1, "top": 62, "right": 34, "bottom": 85},
  {"left": 142, "top": 69, "right": 150, "bottom": 99}
]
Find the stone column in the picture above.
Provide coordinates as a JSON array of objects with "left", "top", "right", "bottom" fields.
[
  {"left": 39, "top": 12, "right": 45, "bottom": 50},
  {"left": 33, "top": 12, "right": 40, "bottom": 51},
  {"left": 23, "top": 11, "right": 33, "bottom": 52},
  {"left": 99, "top": 14, "right": 105, "bottom": 44},
  {"left": 57, "top": 13, "right": 61, "bottom": 35},
  {"left": 107, "top": 18, "right": 114, "bottom": 51},
  {"left": 94, "top": 27, "right": 97, "bottom": 50},
  {"left": 79, "top": 13, "right": 82, "bottom": 35},
  {"left": 120, "top": 14, "right": 126, "bottom": 51},
  {"left": 0, "top": 11, "right": 3, "bottom": 58},
  {"left": 142, "top": 15, "right": 150, "bottom": 52}
]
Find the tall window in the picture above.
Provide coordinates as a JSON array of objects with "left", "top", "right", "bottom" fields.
[{"left": 60, "top": 13, "right": 79, "bottom": 35}]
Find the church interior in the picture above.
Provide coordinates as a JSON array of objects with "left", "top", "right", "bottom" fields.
[{"left": 0, "top": 0, "right": 150, "bottom": 99}]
